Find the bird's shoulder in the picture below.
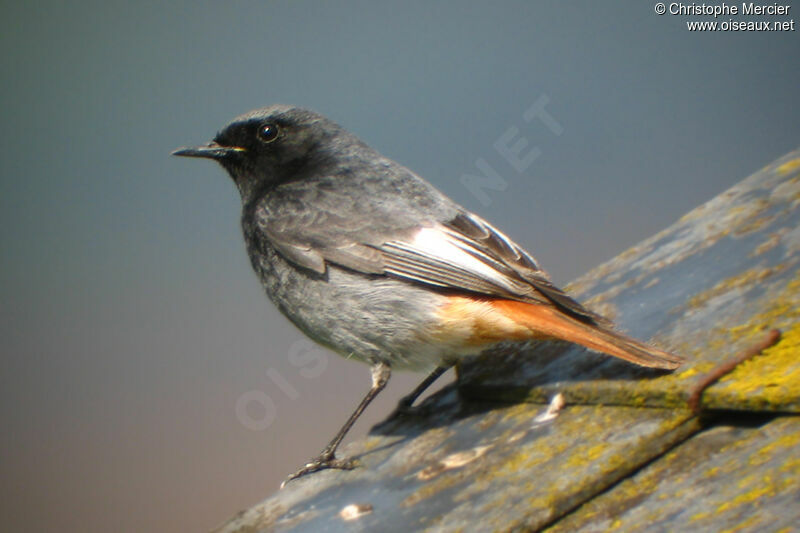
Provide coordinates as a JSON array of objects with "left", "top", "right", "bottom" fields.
[{"left": 247, "top": 162, "right": 458, "bottom": 245}]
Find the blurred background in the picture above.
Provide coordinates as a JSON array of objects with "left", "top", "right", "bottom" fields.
[{"left": 1, "top": 1, "right": 798, "bottom": 531}]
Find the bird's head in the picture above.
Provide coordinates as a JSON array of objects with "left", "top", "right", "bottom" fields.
[{"left": 173, "top": 105, "right": 355, "bottom": 201}]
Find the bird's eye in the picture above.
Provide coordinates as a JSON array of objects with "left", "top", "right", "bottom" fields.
[{"left": 257, "top": 123, "right": 280, "bottom": 143}]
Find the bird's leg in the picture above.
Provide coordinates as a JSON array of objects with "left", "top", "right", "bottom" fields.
[
  {"left": 393, "top": 364, "right": 451, "bottom": 415},
  {"left": 282, "top": 361, "right": 391, "bottom": 487}
]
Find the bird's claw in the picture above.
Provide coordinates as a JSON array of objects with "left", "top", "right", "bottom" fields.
[{"left": 281, "top": 455, "right": 359, "bottom": 488}]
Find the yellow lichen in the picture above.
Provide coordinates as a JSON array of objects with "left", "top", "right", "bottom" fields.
[
  {"left": 683, "top": 266, "right": 784, "bottom": 312},
  {"left": 690, "top": 510, "right": 711, "bottom": 522},
  {"left": 708, "top": 320, "right": 800, "bottom": 410},
  {"left": 718, "top": 513, "right": 760, "bottom": 533},
  {"left": 677, "top": 367, "right": 702, "bottom": 379},
  {"left": 715, "top": 471, "right": 796, "bottom": 515},
  {"left": 360, "top": 436, "right": 383, "bottom": 452},
  {"left": 749, "top": 431, "right": 800, "bottom": 466},
  {"left": 734, "top": 214, "right": 776, "bottom": 236},
  {"left": 750, "top": 230, "right": 786, "bottom": 257},
  {"left": 776, "top": 158, "right": 800, "bottom": 175},
  {"left": 400, "top": 473, "right": 462, "bottom": 508}
]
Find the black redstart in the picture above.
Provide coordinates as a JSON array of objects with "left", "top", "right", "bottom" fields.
[{"left": 173, "top": 105, "right": 683, "bottom": 484}]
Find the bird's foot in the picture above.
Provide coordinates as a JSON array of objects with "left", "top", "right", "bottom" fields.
[{"left": 281, "top": 453, "right": 359, "bottom": 488}]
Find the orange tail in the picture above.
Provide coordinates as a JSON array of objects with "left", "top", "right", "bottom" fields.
[{"left": 491, "top": 300, "right": 683, "bottom": 370}]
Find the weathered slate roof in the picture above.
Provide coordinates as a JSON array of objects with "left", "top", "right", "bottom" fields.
[{"left": 214, "top": 149, "right": 800, "bottom": 533}]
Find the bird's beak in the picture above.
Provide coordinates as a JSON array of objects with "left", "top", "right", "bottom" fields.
[{"left": 172, "top": 142, "right": 245, "bottom": 160}]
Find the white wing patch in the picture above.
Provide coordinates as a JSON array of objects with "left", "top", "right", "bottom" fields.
[
  {"left": 380, "top": 226, "right": 531, "bottom": 296},
  {"left": 411, "top": 227, "right": 508, "bottom": 283}
]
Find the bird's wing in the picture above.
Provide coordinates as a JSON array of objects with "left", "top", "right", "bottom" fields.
[{"left": 257, "top": 200, "right": 606, "bottom": 324}]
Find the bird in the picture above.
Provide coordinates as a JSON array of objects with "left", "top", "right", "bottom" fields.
[{"left": 173, "top": 105, "right": 683, "bottom": 485}]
